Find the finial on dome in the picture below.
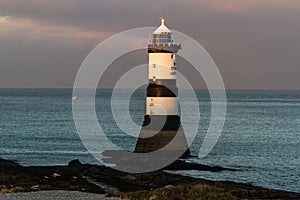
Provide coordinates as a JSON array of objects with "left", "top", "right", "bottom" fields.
[
  {"left": 159, "top": 16, "right": 165, "bottom": 24},
  {"left": 153, "top": 16, "right": 171, "bottom": 34}
]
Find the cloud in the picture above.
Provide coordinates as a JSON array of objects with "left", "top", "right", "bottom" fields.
[
  {"left": 200, "top": 0, "right": 300, "bottom": 12},
  {"left": 0, "top": 15, "right": 109, "bottom": 41}
]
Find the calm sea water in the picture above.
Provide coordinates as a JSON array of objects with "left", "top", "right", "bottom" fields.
[{"left": 0, "top": 89, "right": 299, "bottom": 193}]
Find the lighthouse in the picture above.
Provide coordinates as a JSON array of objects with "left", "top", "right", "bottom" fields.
[{"left": 134, "top": 17, "right": 190, "bottom": 158}]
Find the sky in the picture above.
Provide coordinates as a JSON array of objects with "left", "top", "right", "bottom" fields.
[{"left": 0, "top": 0, "right": 300, "bottom": 89}]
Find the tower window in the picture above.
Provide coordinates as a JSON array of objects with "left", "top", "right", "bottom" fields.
[{"left": 152, "top": 64, "right": 156, "bottom": 68}]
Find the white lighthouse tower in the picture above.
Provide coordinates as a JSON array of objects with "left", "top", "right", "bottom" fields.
[{"left": 135, "top": 17, "right": 190, "bottom": 158}]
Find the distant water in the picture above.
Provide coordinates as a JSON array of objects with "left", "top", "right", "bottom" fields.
[{"left": 0, "top": 89, "right": 299, "bottom": 193}]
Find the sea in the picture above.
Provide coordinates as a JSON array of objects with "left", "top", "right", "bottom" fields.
[{"left": 0, "top": 89, "right": 299, "bottom": 193}]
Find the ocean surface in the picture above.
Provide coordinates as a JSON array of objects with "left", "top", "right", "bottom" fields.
[{"left": 0, "top": 89, "right": 299, "bottom": 193}]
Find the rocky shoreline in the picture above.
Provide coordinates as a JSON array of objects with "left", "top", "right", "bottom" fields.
[{"left": 0, "top": 158, "right": 299, "bottom": 199}]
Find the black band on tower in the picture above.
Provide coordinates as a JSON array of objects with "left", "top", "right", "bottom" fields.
[
  {"left": 142, "top": 115, "right": 180, "bottom": 131},
  {"left": 147, "top": 84, "right": 178, "bottom": 97}
]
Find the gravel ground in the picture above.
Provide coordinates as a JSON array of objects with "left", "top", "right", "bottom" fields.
[{"left": 0, "top": 191, "right": 121, "bottom": 200}]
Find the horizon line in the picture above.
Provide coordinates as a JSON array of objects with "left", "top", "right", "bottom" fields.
[{"left": 0, "top": 87, "right": 299, "bottom": 91}]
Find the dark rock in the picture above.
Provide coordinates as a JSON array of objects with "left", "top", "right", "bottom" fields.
[
  {"left": 0, "top": 158, "right": 19, "bottom": 167},
  {"left": 164, "top": 160, "right": 239, "bottom": 172},
  {"left": 68, "top": 159, "right": 82, "bottom": 167},
  {"left": 0, "top": 157, "right": 299, "bottom": 199}
]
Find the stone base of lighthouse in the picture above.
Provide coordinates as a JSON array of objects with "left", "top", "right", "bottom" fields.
[{"left": 134, "top": 115, "right": 190, "bottom": 158}]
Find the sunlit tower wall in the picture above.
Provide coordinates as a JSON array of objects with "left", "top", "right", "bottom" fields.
[{"left": 134, "top": 17, "right": 190, "bottom": 158}]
